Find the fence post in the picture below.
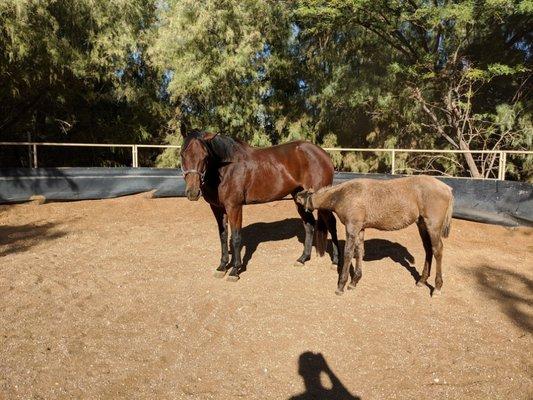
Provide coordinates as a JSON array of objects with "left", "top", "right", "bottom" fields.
[
  {"left": 498, "top": 151, "right": 506, "bottom": 181},
  {"left": 131, "top": 145, "right": 136, "bottom": 168},
  {"left": 391, "top": 149, "right": 396, "bottom": 175},
  {"left": 33, "top": 144, "right": 38, "bottom": 168}
]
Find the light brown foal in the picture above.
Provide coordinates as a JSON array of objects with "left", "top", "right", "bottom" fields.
[{"left": 296, "top": 175, "right": 453, "bottom": 296}]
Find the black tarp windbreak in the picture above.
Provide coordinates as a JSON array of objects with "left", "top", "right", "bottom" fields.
[{"left": 1, "top": 168, "right": 531, "bottom": 227}]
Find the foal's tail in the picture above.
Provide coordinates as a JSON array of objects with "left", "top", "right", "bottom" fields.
[
  {"left": 315, "top": 210, "right": 329, "bottom": 256},
  {"left": 442, "top": 193, "right": 454, "bottom": 238}
]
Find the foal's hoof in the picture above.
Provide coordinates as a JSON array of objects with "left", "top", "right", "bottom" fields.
[
  {"left": 432, "top": 289, "right": 442, "bottom": 297},
  {"left": 293, "top": 261, "right": 305, "bottom": 267},
  {"left": 226, "top": 275, "right": 240, "bottom": 282},
  {"left": 335, "top": 289, "right": 344, "bottom": 296},
  {"left": 347, "top": 283, "right": 357, "bottom": 290},
  {"left": 416, "top": 280, "right": 427, "bottom": 287},
  {"left": 213, "top": 270, "right": 227, "bottom": 278}
]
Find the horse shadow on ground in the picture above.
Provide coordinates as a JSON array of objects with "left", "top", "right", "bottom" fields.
[
  {"left": 241, "top": 218, "right": 305, "bottom": 268},
  {"left": 0, "top": 222, "right": 66, "bottom": 257},
  {"left": 361, "top": 238, "right": 419, "bottom": 282},
  {"left": 240, "top": 218, "right": 418, "bottom": 283},
  {"left": 288, "top": 352, "right": 360, "bottom": 400},
  {"left": 470, "top": 264, "right": 533, "bottom": 333}
]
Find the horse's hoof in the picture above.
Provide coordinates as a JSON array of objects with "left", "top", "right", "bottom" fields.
[
  {"left": 226, "top": 275, "right": 240, "bottom": 282},
  {"left": 432, "top": 289, "right": 441, "bottom": 297},
  {"left": 213, "top": 270, "right": 226, "bottom": 278},
  {"left": 347, "top": 283, "right": 357, "bottom": 290},
  {"left": 330, "top": 264, "right": 338, "bottom": 271},
  {"left": 335, "top": 289, "right": 344, "bottom": 296},
  {"left": 293, "top": 261, "right": 305, "bottom": 267}
]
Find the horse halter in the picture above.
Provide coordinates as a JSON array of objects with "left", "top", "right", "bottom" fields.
[
  {"left": 304, "top": 193, "right": 314, "bottom": 212},
  {"left": 182, "top": 168, "right": 207, "bottom": 183}
]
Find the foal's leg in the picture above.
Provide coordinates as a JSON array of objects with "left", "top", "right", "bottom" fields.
[
  {"left": 430, "top": 232, "right": 444, "bottom": 296},
  {"left": 211, "top": 205, "right": 230, "bottom": 278},
  {"left": 424, "top": 217, "right": 444, "bottom": 295},
  {"left": 416, "top": 219, "right": 433, "bottom": 287},
  {"left": 323, "top": 210, "right": 340, "bottom": 267},
  {"left": 336, "top": 224, "right": 358, "bottom": 295},
  {"left": 294, "top": 202, "right": 315, "bottom": 266},
  {"left": 226, "top": 205, "right": 243, "bottom": 281},
  {"left": 348, "top": 230, "right": 364, "bottom": 289}
]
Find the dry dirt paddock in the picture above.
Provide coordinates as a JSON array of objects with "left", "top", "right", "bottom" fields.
[{"left": 0, "top": 195, "right": 532, "bottom": 399}]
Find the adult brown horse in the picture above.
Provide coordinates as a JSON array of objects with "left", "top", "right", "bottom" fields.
[{"left": 180, "top": 128, "right": 339, "bottom": 281}]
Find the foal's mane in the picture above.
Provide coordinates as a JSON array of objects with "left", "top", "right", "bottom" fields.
[{"left": 183, "top": 130, "right": 244, "bottom": 163}]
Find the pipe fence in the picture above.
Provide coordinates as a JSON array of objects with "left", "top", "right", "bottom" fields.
[{"left": 1, "top": 142, "right": 532, "bottom": 180}]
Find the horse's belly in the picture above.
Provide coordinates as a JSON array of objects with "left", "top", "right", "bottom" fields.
[
  {"left": 364, "top": 206, "right": 419, "bottom": 231},
  {"left": 245, "top": 186, "right": 294, "bottom": 204}
]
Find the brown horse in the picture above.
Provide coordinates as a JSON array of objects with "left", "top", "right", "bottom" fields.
[
  {"left": 180, "top": 128, "right": 339, "bottom": 280},
  {"left": 295, "top": 176, "right": 453, "bottom": 296}
]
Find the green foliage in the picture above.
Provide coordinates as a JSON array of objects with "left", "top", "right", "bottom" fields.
[
  {"left": 150, "top": 0, "right": 291, "bottom": 146},
  {"left": 0, "top": 0, "right": 530, "bottom": 179},
  {"left": 0, "top": 0, "right": 167, "bottom": 154}
]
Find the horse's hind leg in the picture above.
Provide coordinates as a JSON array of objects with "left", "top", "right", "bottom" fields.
[
  {"left": 322, "top": 210, "right": 339, "bottom": 267},
  {"left": 424, "top": 218, "right": 444, "bottom": 295},
  {"left": 430, "top": 233, "right": 444, "bottom": 296},
  {"left": 416, "top": 218, "right": 433, "bottom": 287},
  {"left": 294, "top": 202, "right": 315, "bottom": 266}
]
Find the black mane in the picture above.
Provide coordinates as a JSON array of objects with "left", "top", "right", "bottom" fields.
[{"left": 183, "top": 130, "right": 242, "bottom": 163}]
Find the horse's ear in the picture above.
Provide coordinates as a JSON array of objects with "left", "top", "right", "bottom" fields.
[
  {"left": 203, "top": 132, "right": 219, "bottom": 141},
  {"left": 180, "top": 120, "right": 189, "bottom": 138}
]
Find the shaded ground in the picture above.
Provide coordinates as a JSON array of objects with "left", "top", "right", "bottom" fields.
[{"left": 0, "top": 195, "right": 531, "bottom": 399}]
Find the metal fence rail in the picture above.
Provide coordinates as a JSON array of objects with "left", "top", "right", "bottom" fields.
[{"left": 1, "top": 142, "right": 532, "bottom": 180}]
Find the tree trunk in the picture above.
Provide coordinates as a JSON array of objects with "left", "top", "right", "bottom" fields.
[{"left": 459, "top": 138, "right": 481, "bottom": 178}]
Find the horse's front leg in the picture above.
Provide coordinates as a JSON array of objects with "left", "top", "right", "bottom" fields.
[
  {"left": 211, "top": 205, "right": 230, "bottom": 278},
  {"left": 294, "top": 202, "right": 315, "bottom": 266},
  {"left": 226, "top": 205, "right": 243, "bottom": 282},
  {"left": 336, "top": 224, "right": 358, "bottom": 295},
  {"left": 348, "top": 230, "right": 364, "bottom": 289}
]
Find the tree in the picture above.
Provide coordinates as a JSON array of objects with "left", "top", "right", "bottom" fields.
[
  {"left": 293, "top": 0, "right": 532, "bottom": 177},
  {"left": 0, "top": 0, "right": 168, "bottom": 166}
]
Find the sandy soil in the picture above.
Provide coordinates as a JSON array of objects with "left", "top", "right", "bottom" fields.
[{"left": 0, "top": 195, "right": 532, "bottom": 399}]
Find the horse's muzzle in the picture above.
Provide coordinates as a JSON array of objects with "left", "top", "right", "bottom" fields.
[{"left": 186, "top": 188, "right": 201, "bottom": 201}]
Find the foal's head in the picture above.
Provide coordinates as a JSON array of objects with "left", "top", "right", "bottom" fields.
[
  {"left": 180, "top": 130, "right": 218, "bottom": 201},
  {"left": 295, "top": 189, "right": 315, "bottom": 211}
]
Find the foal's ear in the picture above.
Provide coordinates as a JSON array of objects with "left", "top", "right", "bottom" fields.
[{"left": 203, "top": 132, "right": 219, "bottom": 141}]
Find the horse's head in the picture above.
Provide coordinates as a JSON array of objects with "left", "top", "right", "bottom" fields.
[
  {"left": 295, "top": 188, "right": 315, "bottom": 211},
  {"left": 180, "top": 129, "right": 218, "bottom": 201}
]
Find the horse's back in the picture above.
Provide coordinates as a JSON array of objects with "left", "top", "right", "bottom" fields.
[
  {"left": 254, "top": 140, "right": 334, "bottom": 188},
  {"left": 241, "top": 140, "right": 334, "bottom": 204}
]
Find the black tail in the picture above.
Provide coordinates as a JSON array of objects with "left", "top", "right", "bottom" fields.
[{"left": 315, "top": 210, "right": 329, "bottom": 256}]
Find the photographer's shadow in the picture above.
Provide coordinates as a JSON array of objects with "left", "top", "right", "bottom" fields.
[{"left": 289, "top": 352, "right": 360, "bottom": 400}]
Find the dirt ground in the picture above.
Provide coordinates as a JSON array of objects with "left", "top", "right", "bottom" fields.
[{"left": 0, "top": 195, "right": 531, "bottom": 399}]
